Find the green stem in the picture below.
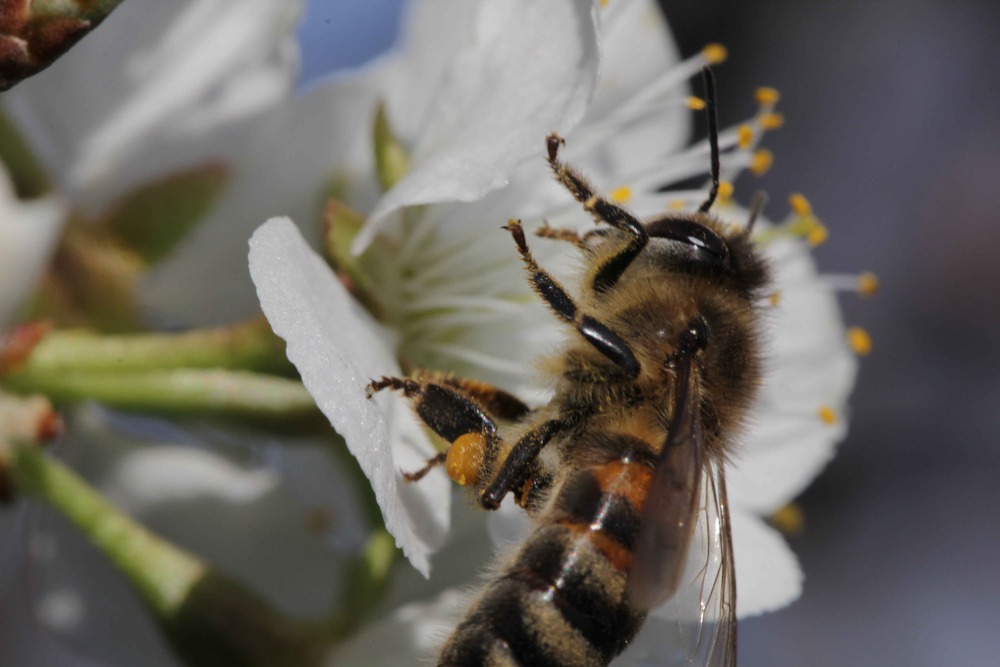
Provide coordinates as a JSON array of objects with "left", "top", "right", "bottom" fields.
[
  {"left": 20, "top": 320, "right": 293, "bottom": 375},
  {"left": 8, "top": 444, "right": 330, "bottom": 667},
  {"left": 1, "top": 369, "right": 324, "bottom": 430}
]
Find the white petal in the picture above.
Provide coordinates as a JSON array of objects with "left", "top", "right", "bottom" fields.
[
  {"left": 2, "top": 0, "right": 302, "bottom": 208},
  {"left": 731, "top": 511, "right": 803, "bottom": 617},
  {"left": 353, "top": 0, "right": 601, "bottom": 253},
  {"left": 0, "top": 165, "right": 66, "bottom": 327},
  {"left": 248, "top": 218, "right": 449, "bottom": 575}
]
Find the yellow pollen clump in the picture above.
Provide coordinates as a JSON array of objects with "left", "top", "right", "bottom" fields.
[
  {"left": 858, "top": 272, "right": 880, "bottom": 297},
  {"left": 750, "top": 148, "right": 774, "bottom": 176},
  {"left": 445, "top": 432, "right": 486, "bottom": 486},
  {"left": 668, "top": 199, "right": 687, "bottom": 210},
  {"left": 847, "top": 327, "right": 873, "bottom": 356},
  {"left": 770, "top": 503, "right": 805, "bottom": 536},
  {"left": 760, "top": 112, "right": 785, "bottom": 130},
  {"left": 818, "top": 405, "right": 837, "bottom": 425},
  {"left": 789, "top": 192, "right": 812, "bottom": 216},
  {"left": 755, "top": 86, "right": 781, "bottom": 106},
  {"left": 610, "top": 185, "right": 633, "bottom": 203},
  {"left": 703, "top": 43, "right": 728, "bottom": 65},
  {"left": 737, "top": 124, "right": 754, "bottom": 150},
  {"left": 686, "top": 96, "right": 706, "bottom": 111},
  {"left": 807, "top": 222, "right": 828, "bottom": 247},
  {"left": 769, "top": 291, "right": 782, "bottom": 306},
  {"left": 717, "top": 181, "right": 734, "bottom": 202}
]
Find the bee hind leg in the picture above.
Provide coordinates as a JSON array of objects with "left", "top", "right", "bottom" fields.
[{"left": 367, "top": 374, "right": 502, "bottom": 487}]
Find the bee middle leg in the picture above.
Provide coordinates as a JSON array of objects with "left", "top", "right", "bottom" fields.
[
  {"left": 505, "top": 221, "right": 640, "bottom": 378},
  {"left": 546, "top": 133, "right": 649, "bottom": 294}
]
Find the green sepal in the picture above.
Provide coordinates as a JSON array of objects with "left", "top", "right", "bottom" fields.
[
  {"left": 373, "top": 101, "right": 410, "bottom": 191},
  {"left": 102, "top": 162, "right": 230, "bottom": 264}
]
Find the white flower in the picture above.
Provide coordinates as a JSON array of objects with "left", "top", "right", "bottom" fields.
[{"left": 248, "top": 6, "right": 862, "bottom": 660}]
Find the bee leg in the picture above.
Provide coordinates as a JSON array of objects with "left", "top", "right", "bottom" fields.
[
  {"left": 546, "top": 133, "right": 649, "bottom": 293},
  {"left": 367, "top": 375, "right": 501, "bottom": 485},
  {"left": 505, "top": 221, "right": 640, "bottom": 378},
  {"left": 412, "top": 370, "right": 530, "bottom": 421},
  {"left": 480, "top": 419, "right": 565, "bottom": 510}
]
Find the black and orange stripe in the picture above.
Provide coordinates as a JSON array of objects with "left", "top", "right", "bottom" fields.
[{"left": 438, "top": 436, "right": 658, "bottom": 667}]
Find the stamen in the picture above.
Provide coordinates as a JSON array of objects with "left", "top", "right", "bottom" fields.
[
  {"left": 806, "top": 223, "right": 828, "bottom": 247},
  {"left": 687, "top": 96, "right": 706, "bottom": 111},
  {"left": 847, "top": 327, "right": 872, "bottom": 356},
  {"left": 749, "top": 148, "right": 774, "bottom": 175},
  {"left": 702, "top": 43, "right": 728, "bottom": 65},
  {"left": 667, "top": 199, "right": 687, "bottom": 210},
  {"left": 755, "top": 87, "right": 781, "bottom": 106},
  {"left": 789, "top": 193, "right": 812, "bottom": 216},
  {"left": 717, "top": 181, "right": 734, "bottom": 203},
  {"left": 737, "top": 124, "right": 754, "bottom": 150},
  {"left": 821, "top": 272, "right": 880, "bottom": 297},
  {"left": 818, "top": 405, "right": 837, "bottom": 425},
  {"left": 610, "top": 185, "right": 633, "bottom": 203},
  {"left": 759, "top": 112, "right": 785, "bottom": 130},
  {"left": 770, "top": 503, "right": 805, "bottom": 536}
]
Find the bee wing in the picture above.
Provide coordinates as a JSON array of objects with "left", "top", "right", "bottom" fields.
[
  {"left": 628, "top": 352, "right": 704, "bottom": 610},
  {"left": 661, "top": 460, "right": 737, "bottom": 666}
]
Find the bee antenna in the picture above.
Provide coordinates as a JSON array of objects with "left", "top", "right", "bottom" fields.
[
  {"left": 746, "top": 190, "right": 768, "bottom": 233},
  {"left": 698, "top": 67, "right": 721, "bottom": 214}
]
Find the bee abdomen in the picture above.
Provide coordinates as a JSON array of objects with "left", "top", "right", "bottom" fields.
[{"left": 439, "top": 460, "right": 651, "bottom": 667}]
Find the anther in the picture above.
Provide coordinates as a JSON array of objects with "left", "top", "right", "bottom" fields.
[
  {"left": 760, "top": 112, "right": 785, "bottom": 130},
  {"left": 769, "top": 291, "right": 782, "bottom": 306},
  {"left": 858, "top": 272, "right": 880, "bottom": 297},
  {"left": 755, "top": 86, "right": 781, "bottom": 106},
  {"left": 686, "top": 96, "right": 706, "bottom": 111},
  {"left": 750, "top": 148, "right": 774, "bottom": 176},
  {"left": 847, "top": 327, "right": 872, "bottom": 356},
  {"left": 789, "top": 193, "right": 812, "bottom": 216},
  {"left": 702, "top": 43, "right": 728, "bottom": 65},
  {"left": 818, "top": 405, "right": 837, "bottom": 425},
  {"left": 806, "top": 222, "right": 829, "bottom": 247},
  {"left": 737, "top": 124, "right": 754, "bottom": 150},
  {"left": 717, "top": 181, "right": 734, "bottom": 203},
  {"left": 610, "top": 185, "right": 632, "bottom": 203}
]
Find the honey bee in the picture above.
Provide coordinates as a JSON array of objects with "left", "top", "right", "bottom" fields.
[{"left": 368, "top": 69, "right": 769, "bottom": 667}]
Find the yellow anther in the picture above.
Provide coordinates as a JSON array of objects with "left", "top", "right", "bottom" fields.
[
  {"left": 668, "top": 199, "right": 687, "bottom": 210},
  {"left": 858, "top": 272, "right": 880, "bottom": 297},
  {"left": 717, "top": 181, "right": 734, "bottom": 202},
  {"left": 807, "top": 223, "right": 829, "bottom": 247},
  {"left": 703, "top": 43, "right": 728, "bottom": 65},
  {"left": 770, "top": 503, "right": 805, "bottom": 536},
  {"left": 769, "top": 291, "right": 782, "bottom": 306},
  {"left": 760, "top": 112, "right": 785, "bottom": 130},
  {"left": 750, "top": 148, "right": 774, "bottom": 176},
  {"left": 737, "top": 124, "right": 754, "bottom": 150},
  {"left": 818, "top": 405, "right": 837, "bottom": 425},
  {"left": 686, "top": 96, "right": 706, "bottom": 111},
  {"left": 789, "top": 192, "right": 812, "bottom": 216},
  {"left": 610, "top": 185, "right": 632, "bottom": 203},
  {"left": 847, "top": 326, "right": 873, "bottom": 356},
  {"left": 600, "top": 0, "right": 609, "bottom": 7},
  {"left": 755, "top": 86, "right": 781, "bottom": 106}
]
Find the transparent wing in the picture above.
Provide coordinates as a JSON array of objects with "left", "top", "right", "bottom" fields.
[
  {"left": 632, "top": 458, "right": 736, "bottom": 667},
  {"left": 628, "top": 351, "right": 703, "bottom": 610}
]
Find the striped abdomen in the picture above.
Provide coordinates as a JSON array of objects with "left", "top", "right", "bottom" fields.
[{"left": 439, "top": 448, "right": 654, "bottom": 667}]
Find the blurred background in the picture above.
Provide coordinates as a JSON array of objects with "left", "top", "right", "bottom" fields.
[{"left": 301, "top": 0, "right": 1000, "bottom": 665}]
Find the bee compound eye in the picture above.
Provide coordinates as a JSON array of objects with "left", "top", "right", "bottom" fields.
[{"left": 645, "top": 218, "right": 731, "bottom": 268}]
